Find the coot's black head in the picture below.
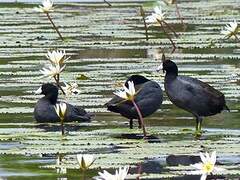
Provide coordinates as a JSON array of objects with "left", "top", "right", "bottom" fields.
[
  {"left": 125, "top": 75, "right": 149, "bottom": 87},
  {"left": 162, "top": 60, "right": 178, "bottom": 76},
  {"left": 36, "top": 83, "right": 58, "bottom": 104}
]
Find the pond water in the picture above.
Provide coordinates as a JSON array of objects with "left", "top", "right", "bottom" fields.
[{"left": 0, "top": 0, "right": 240, "bottom": 179}]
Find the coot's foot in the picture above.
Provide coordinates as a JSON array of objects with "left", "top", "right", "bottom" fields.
[
  {"left": 129, "top": 119, "right": 133, "bottom": 129},
  {"left": 194, "top": 130, "right": 203, "bottom": 138}
]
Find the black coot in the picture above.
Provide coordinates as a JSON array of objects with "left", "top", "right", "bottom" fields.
[
  {"left": 106, "top": 75, "right": 163, "bottom": 129},
  {"left": 34, "top": 83, "right": 93, "bottom": 123},
  {"left": 159, "top": 59, "right": 229, "bottom": 134}
]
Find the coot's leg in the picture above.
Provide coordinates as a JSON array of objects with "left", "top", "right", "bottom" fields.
[
  {"left": 195, "top": 116, "right": 199, "bottom": 132},
  {"left": 195, "top": 116, "right": 203, "bottom": 137},
  {"left": 129, "top": 119, "right": 133, "bottom": 129},
  {"left": 138, "top": 118, "right": 142, "bottom": 129},
  {"left": 198, "top": 117, "right": 203, "bottom": 132},
  {"left": 196, "top": 116, "right": 203, "bottom": 132}
]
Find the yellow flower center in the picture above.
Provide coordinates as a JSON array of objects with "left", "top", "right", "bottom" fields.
[
  {"left": 126, "top": 93, "right": 134, "bottom": 101},
  {"left": 202, "top": 162, "right": 214, "bottom": 173}
]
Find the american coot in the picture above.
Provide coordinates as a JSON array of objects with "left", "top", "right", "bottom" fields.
[
  {"left": 158, "top": 58, "right": 229, "bottom": 135},
  {"left": 34, "top": 83, "right": 93, "bottom": 123},
  {"left": 106, "top": 75, "right": 163, "bottom": 129}
]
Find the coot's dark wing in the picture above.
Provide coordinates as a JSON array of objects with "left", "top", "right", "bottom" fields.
[
  {"left": 132, "top": 81, "right": 163, "bottom": 117},
  {"left": 34, "top": 98, "right": 60, "bottom": 123},
  {"left": 105, "top": 92, "right": 136, "bottom": 120},
  {"left": 65, "top": 103, "right": 92, "bottom": 122},
  {"left": 178, "top": 76, "right": 227, "bottom": 116},
  {"left": 105, "top": 82, "right": 144, "bottom": 114},
  {"left": 179, "top": 76, "right": 224, "bottom": 98},
  {"left": 106, "top": 80, "right": 163, "bottom": 119}
]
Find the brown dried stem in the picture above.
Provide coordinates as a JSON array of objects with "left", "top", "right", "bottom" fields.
[
  {"left": 104, "top": 0, "right": 112, "bottom": 6},
  {"left": 140, "top": 6, "right": 149, "bottom": 41},
  {"left": 175, "top": 1, "right": 187, "bottom": 31},
  {"left": 162, "top": 20, "right": 178, "bottom": 38},
  {"left": 157, "top": 19, "right": 176, "bottom": 53},
  {"left": 46, "top": 12, "right": 64, "bottom": 41},
  {"left": 53, "top": 74, "right": 66, "bottom": 95}
]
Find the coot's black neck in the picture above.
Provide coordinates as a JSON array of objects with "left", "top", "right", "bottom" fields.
[
  {"left": 45, "top": 93, "right": 58, "bottom": 105},
  {"left": 165, "top": 70, "right": 178, "bottom": 82},
  {"left": 163, "top": 60, "right": 178, "bottom": 80}
]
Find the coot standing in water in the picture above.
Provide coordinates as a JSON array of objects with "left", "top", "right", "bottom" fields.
[
  {"left": 34, "top": 83, "right": 93, "bottom": 123},
  {"left": 106, "top": 75, "right": 163, "bottom": 129},
  {"left": 158, "top": 55, "right": 229, "bottom": 135}
]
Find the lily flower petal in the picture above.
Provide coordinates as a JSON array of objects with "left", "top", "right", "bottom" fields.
[
  {"left": 34, "top": 0, "right": 54, "bottom": 13},
  {"left": 40, "top": 64, "right": 65, "bottom": 78},
  {"left": 46, "top": 50, "right": 69, "bottom": 66},
  {"left": 97, "top": 166, "right": 129, "bottom": 180},
  {"left": 113, "top": 81, "right": 136, "bottom": 101},
  {"left": 62, "top": 82, "right": 80, "bottom": 95},
  {"left": 191, "top": 151, "right": 225, "bottom": 180},
  {"left": 200, "top": 173, "right": 207, "bottom": 180},
  {"left": 76, "top": 154, "right": 95, "bottom": 170},
  {"left": 54, "top": 102, "right": 67, "bottom": 120},
  {"left": 200, "top": 152, "right": 207, "bottom": 163},
  {"left": 146, "top": 5, "right": 166, "bottom": 25},
  {"left": 221, "top": 20, "right": 238, "bottom": 39},
  {"left": 210, "top": 151, "right": 216, "bottom": 165}
]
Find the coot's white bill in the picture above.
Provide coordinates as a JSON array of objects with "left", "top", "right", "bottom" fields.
[
  {"left": 156, "top": 63, "right": 163, "bottom": 72},
  {"left": 35, "top": 86, "right": 42, "bottom": 94}
]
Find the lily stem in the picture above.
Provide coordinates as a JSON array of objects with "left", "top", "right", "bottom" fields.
[
  {"left": 157, "top": 19, "right": 176, "bottom": 53},
  {"left": 132, "top": 100, "right": 147, "bottom": 138},
  {"left": 61, "top": 118, "right": 64, "bottom": 136},
  {"left": 104, "top": 0, "right": 112, "bottom": 6},
  {"left": 46, "top": 12, "right": 64, "bottom": 41},
  {"left": 234, "top": 34, "right": 240, "bottom": 42},
  {"left": 140, "top": 6, "right": 149, "bottom": 41},
  {"left": 136, "top": 163, "right": 142, "bottom": 180},
  {"left": 175, "top": 1, "right": 186, "bottom": 31},
  {"left": 54, "top": 74, "right": 66, "bottom": 95},
  {"left": 162, "top": 20, "right": 178, "bottom": 38},
  {"left": 82, "top": 169, "right": 86, "bottom": 180}
]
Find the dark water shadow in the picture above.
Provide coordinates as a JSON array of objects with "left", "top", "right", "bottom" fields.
[
  {"left": 166, "top": 155, "right": 201, "bottom": 166},
  {"left": 131, "top": 158, "right": 226, "bottom": 180},
  {"left": 34, "top": 123, "right": 88, "bottom": 133},
  {"left": 173, "top": 175, "right": 225, "bottom": 180},
  {"left": 130, "top": 160, "right": 163, "bottom": 174},
  {"left": 113, "top": 133, "right": 162, "bottom": 143}
]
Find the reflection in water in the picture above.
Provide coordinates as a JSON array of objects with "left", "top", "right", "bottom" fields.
[
  {"left": 0, "top": 1, "right": 239, "bottom": 179},
  {"left": 166, "top": 155, "right": 201, "bottom": 166},
  {"left": 35, "top": 123, "right": 83, "bottom": 132},
  {"left": 115, "top": 133, "right": 162, "bottom": 143},
  {"left": 56, "top": 153, "right": 67, "bottom": 175}
]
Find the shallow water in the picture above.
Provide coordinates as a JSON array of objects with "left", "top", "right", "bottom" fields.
[{"left": 0, "top": 0, "right": 240, "bottom": 179}]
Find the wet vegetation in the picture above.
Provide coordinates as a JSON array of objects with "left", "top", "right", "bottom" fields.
[{"left": 0, "top": 0, "right": 240, "bottom": 179}]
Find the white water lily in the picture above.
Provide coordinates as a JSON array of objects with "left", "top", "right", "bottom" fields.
[
  {"left": 62, "top": 82, "right": 80, "bottom": 95},
  {"left": 146, "top": 5, "right": 166, "bottom": 24},
  {"left": 221, "top": 20, "right": 238, "bottom": 39},
  {"left": 97, "top": 166, "right": 129, "bottom": 180},
  {"left": 191, "top": 151, "right": 225, "bottom": 180},
  {"left": 163, "top": 0, "right": 176, "bottom": 5},
  {"left": 46, "top": 50, "right": 70, "bottom": 66},
  {"left": 54, "top": 102, "right": 67, "bottom": 120},
  {"left": 113, "top": 81, "right": 136, "bottom": 101},
  {"left": 34, "top": 0, "right": 54, "bottom": 13},
  {"left": 40, "top": 64, "right": 66, "bottom": 78},
  {"left": 77, "top": 154, "right": 95, "bottom": 171}
]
